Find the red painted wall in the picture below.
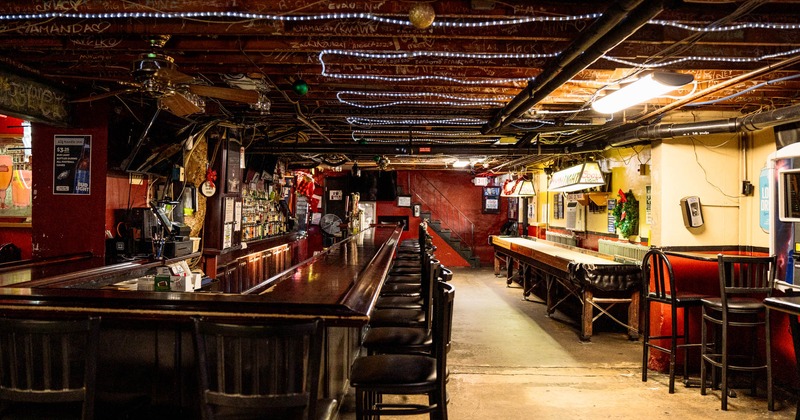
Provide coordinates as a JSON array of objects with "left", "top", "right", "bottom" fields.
[
  {"left": 375, "top": 200, "right": 469, "bottom": 268},
  {"left": 31, "top": 103, "right": 108, "bottom": 265},
  {"left": 105, "top": 173, "right": 149, "bottom": 236},
  {"left": 397, "top": 170, "right": 506, "bottom": 266}
]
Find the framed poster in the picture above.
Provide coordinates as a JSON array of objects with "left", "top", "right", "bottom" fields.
[
  {"left": 53, "top": 134, "right": 91, "bottom": 195},
  {"left": 483, "top": 186, "right": 500, "bottom": 214},
  {"left": 397, "top": 195, "right": 412, "bottom": 207}
]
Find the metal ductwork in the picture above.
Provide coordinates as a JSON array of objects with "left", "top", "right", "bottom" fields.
[
  {"left": 610, "top": 103, "right": 800, "bottom": 147},
  {"left": 482, "top": 0, "right": 663, "bottom": 135}
]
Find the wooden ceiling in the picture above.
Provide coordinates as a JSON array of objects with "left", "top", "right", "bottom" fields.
[{"left": 1, "top": 0, "right": 800, "bottom": 171}]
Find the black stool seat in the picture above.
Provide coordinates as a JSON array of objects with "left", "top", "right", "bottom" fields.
[
  {"left": 701, "top": 297, "right": 765, "bottom": 312},
  {"left": 390, "top": 267, "right": 422, "bottom": 276},
  {"left": 376, "top": 294, "right": 424, "bottom": 309},
  {"left": 385, "top": 274, "right": 422, "bottom": 284},
  {"left": 362, "top": 327, "right": 432, "bottom": 354},
  {"left": 351, "top": 354, "right": 436, "bottom": 386},
  {"left": 393, "top": 259, "right": 424, "bottom": 267},
  {"left": 370, "top": 308, "right": 426, "bottom": 328},
  {"left": 380, "top": 282, "right": 422, "bottom": 295}
]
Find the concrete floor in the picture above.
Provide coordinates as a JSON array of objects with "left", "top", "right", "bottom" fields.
[{"left": 341, "top": 267, "right": 797, "bottom": 419}]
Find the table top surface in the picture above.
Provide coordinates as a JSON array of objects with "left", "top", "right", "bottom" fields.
[
  {"left": 764, "top": 296, "right": 800, "bottom": 315},
  {"left": 492, "top": 236, "right": 619, "bottom": 266}
]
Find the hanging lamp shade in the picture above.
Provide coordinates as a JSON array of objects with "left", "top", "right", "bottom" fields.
[
  {"left": 501, "top": 178, "right": 536, "bottom": 197},
  {"left": 548, "top": 162, "right": 605, "bottom": 192}
]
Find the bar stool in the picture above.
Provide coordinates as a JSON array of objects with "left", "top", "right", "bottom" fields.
[
  {"left": 191, "top": 317, "right": 336, "bottom": 420},
  {"left": 350, "top": 281, "right": 455, "bottom": 420},
  {"left": 700, "top": 254, "right": 775, "bottom": 411},
  {"left": 641, "top": 248, "right": 710, "bottom": 393},
  {"left": 371, "top": 261, "right": 439, "bottom": 329},
  {"left": 0, "top": 316, "right": 101, "bottom": 420}
]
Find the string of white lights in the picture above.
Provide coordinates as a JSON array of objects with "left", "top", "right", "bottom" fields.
[
  {"left": 337, "top": 95, "right": 505, "bottom": 108},
  {"left": 346, "top": 117, "right": 486, "bottom": 126},
  {"left": 603, "top": 47, "right": 800, "bottom": 68},
  {"left": 650, "top": 20, "right": 800, "bottom": 32},
  {"left": 0, "top": 11, "right": 602, "bottom": 27},
  {"left": 3, "top": 11, "right": 798, "bottom": 33},
  {"left": 339, "top": 90, "right": 514, "bottom": 101},
  {"left": 359, "top": 137, "right": 497, "bottom": 144},
  {"left": 352, "top": 130, "right": 485, "bottom": 137},
  {"left": 338, "top": 91, "right": 512, "bottom": 108}
]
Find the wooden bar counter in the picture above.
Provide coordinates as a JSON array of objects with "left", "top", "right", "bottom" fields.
[{"left": 0, "top": 224, "right": 402, "bottom": 418}]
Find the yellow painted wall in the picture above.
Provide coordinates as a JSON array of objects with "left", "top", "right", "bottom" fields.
[{"left": 649, "top": 129, "right": 775, "bottom": 247}]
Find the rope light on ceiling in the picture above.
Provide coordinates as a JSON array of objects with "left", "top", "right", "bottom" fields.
[
  {"left": 0, "top": 11, "right": 603, "bottom": 27},
  {"left": 346, "top": 117, "right": 486, "bottom": 126},
  {"left": 337, "top": 91, "right": 513, "bottom": 108},
  {"left": 604, "top": 47, "right": 800, "bottom": 68},
  {"left": 352, "top": 130, "right": 485, "bottom": 137},
  {"left": 358, "top": 137, "right": 497, "bottom": 144},
  {"left": 4, "top": 11, "right": 799, "bottom": 32}
]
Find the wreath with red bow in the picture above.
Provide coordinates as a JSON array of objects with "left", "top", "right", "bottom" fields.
[{"left": 612, "top": 189, "right": 639, "bottom": 238}]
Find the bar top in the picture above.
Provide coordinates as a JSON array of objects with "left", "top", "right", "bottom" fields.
[
  {"left": 764, "top": 296, "right": 800, "bottom": 316},
  {"left": 0, "top": 225, "right": 402, "bottom": 326}
]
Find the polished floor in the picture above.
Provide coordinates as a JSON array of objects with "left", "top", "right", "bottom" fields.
[{"left": 341, "top": 267, "right": 796, "bottom": 419}]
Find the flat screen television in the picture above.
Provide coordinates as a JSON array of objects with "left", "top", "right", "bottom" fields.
[{"left": 778, "top": 168, "right": 800, "bottom": 222}]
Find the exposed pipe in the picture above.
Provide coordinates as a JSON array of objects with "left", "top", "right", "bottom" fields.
[
  {"left": 482, "top": 0, "right": 663, "bottom": 134},
  {"left": 611, "top": 103, "right": 800, "bottom": 147},
  {"left": 249, "top": 142, "right": 603, "bottom": 156}
]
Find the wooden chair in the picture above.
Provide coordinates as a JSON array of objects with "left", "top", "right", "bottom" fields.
[
  {"left": 191, "top": 318, "right": 336, "bottom": 420},
  {"left": 350, "top": 281, "right": 455, "bottom": 419},
  {"left": 641, "top": 248, "right": 710, "bottom": 393},
  {"left": 0, "top": 316, "right": 101, "bottom": 420},
  {"left": 700, "top": 254, "right": 775, "bottom": 411}
]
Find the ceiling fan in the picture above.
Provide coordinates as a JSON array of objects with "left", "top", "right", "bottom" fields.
[{"left": 72, "top": 52, "right": 262, "bottom": 117}]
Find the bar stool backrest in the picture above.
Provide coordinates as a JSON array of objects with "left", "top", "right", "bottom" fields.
[
  {"left": 0, "top": 316, "right": 101, "bottom": 420},
  {"left": 642, "top": 248, "right": 678, "bottom": 302},
  {"left": 717, "top": 254, "right": 776, "bottom": 304},
  {"left": 434, "top": 282, "right": 456, "bottom": 378},
  {"left": 192, "top": 318, "right": 324, "bottom": 420}
]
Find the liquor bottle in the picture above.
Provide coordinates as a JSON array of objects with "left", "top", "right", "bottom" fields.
[{"left": 74, "top": 144, "right": 90, "bottom": 194}]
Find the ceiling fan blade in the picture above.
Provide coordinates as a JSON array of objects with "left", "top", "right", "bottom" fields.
[
  {"left": 154, "top": 67, "right": 196, "bottom": 84},
  {"left": 71, "top": 88, "right": 139, "bottom": 103},
  {"left": 159, "top": 93, "right": 202, "bottom": 117},
  {"left": 188, "top": 85, "right": 260, "bottom": 104}
]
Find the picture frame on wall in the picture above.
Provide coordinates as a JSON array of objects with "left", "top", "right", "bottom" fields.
[
  {"left": 397, "top": 195, "right": 412, "bottom": 207},
  {"left": 508, "top": 197, "right": 518, "bottom": 220}
]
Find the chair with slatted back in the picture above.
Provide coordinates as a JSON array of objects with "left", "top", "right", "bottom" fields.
[
  {"left": 700, "top": 254, "right": 775, "bottom": 411},
  {"left": 191, "top": 318, "right": 336, "bottom": 420},
  {"left": 0, "top": 316, "right": 101, "bottom": 420},
  {"left": 641, "top": 248, "right": 710, "bottom": 393}
]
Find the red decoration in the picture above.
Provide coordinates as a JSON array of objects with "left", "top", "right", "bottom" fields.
[
  {"left": 205, "top": 168, "right": 217, "bottom": 188},
  {"left": 618, "top": 188, "right": 627, "bottom": 203},
  {"left": 502, "top": 179, "right": 521, "bottom": 196}
]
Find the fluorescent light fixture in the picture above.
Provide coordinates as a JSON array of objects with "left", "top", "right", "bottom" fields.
[
  {"left": 591, "top": 72, "right": 694, "bottom": 114},
  {"left": 452, "top": 160, "right": 470, "bottom": 168},
  {"left": 548, "top": 162, "right": 605, "bottom": 192}
]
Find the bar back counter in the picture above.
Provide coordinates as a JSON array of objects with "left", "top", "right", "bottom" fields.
[{"left": 0, "top": 224, "right": 402, "bottom": 418}]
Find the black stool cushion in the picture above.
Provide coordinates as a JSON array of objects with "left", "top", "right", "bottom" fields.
[
  {"left": 363, "top": 327, "right": 432, "bottom": 349},
  {"left": 376, "top": 295, "right": 424, "bottom": 309},
  {"left": 381, "top": 283, "right": 422, "bottom": 294},
  {"left": 701, "top": 297, "right": 765, "bottom": 312},
  {"left": 370, "top": 308, "right": 426, "bottom": 327},
  {"left": 350, "top": 354, "right": 436, "bottom": 386},
  {"left": 385, "top": 274, "right": 422, "bottom": 284}
]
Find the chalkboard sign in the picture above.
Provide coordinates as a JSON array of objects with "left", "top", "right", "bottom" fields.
[{"left": 0, "top": 69, "right": 69, "bottom": 126}]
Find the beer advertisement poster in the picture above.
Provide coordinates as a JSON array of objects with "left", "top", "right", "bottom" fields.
[{"left": 53, "top": 135, "right": 91, "bottom": 195}]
